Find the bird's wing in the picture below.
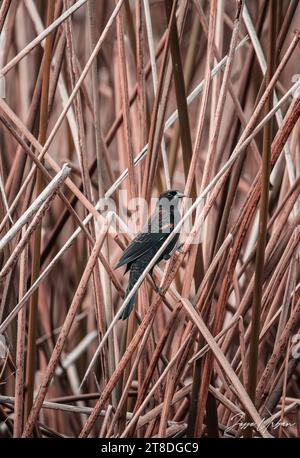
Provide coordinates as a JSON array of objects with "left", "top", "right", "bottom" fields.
[
  {"left": 115, "top": 231, "right": 167, "bottom": 268},
  {"left": 115, "top": 207, "right": 173, "bottom": 268}
]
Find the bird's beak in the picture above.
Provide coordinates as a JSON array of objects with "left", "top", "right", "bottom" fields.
[{"left": 176, "top": 192, "right": 185, "bottom": 199}]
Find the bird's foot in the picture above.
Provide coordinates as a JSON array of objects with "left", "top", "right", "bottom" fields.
[
  {"left": 155, "top": 284, "right": 165, "bottom": 299},
  {"left": 176, "top": 242, "right": 185, "bottom": 254},
  {"left": 150, "top": 272, "right": 165, "bottom": 298}
]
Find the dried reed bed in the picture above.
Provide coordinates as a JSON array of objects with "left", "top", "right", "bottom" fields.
[{"left": 0, "top": 0, "right": 300, "bottom": 438}]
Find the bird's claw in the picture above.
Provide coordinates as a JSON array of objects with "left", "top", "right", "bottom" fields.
[
  {"left": 150, "top": 273, "right": 165, "bottom": 298},
  {"left": 176, "top": 243, "right": 185, "bottom": 254},
  {"left": 155, "top": 285, "right": 164, "bottom": 298}
]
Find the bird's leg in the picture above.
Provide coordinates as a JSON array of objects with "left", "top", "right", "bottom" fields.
[
  {"left": 150, "top": 271, "right": 164, "bottom": 298},
  {"left": 176, "top": 242, "right": 185, "bottom": 254},
  {"left": 149, "top": 271, "right": 174, "bottom": 310},
  {"left": 164, "top": 243, "right": 185, "bottom": 260}
]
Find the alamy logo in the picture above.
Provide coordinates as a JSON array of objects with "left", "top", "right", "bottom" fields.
[{"left": 0, "top": 334, "right": 7, "bottom": 358}]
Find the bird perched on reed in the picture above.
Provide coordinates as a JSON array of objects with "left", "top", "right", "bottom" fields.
[{"left": 115, "top": 190, "right": 185, "bottom": 320}]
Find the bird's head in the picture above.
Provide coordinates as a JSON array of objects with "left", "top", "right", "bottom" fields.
[{"left": 158, "top": 189, "right": 185, "bottom": 203}]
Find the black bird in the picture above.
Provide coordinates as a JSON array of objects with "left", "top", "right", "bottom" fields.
[{"left": 115, "top": 190, "right": 185, "bottom": 320}]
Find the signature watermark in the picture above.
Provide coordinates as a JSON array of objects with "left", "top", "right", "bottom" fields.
[{"left": 225, "top": 413, "right": 295, "bottom": 435}]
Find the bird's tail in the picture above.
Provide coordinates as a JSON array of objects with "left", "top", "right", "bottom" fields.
[
  {"left": 119, "top": 264, "right": 141, "bottom": 320},
  {"left": 119, "top": 290, "right": 137, "bottom": 320}
]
